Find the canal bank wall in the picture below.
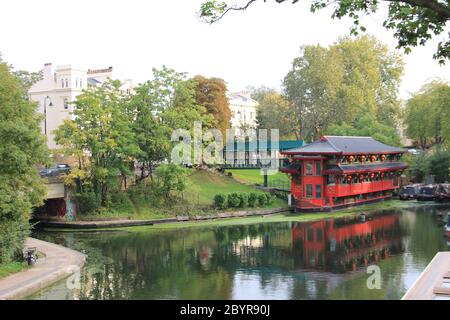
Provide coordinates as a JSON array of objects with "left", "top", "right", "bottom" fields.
[
  {"left": 35, "top": 206, "right": 292, "bottom": 229},
  {"left": 0, "top": 238, "right": 86, "bottom": 300}
]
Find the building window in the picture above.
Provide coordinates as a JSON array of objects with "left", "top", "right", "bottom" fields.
[
  {"left": 306, "top": 162, "right": 313, "bottom": 176},
  {"left": 76, "top": 78, "right": 78, "bottom": 87},
  {"left": 80, "top": 79, "right": 83, "bottom": 88},
  {"left": 61, "top": 79, "right": 64, "bottom": 88},
  {"left": 63, "top": 98, "right": 69, "bottom": 110},
  {"left": 65, "top": 79, "right": 69, "bottom": 87},
  {"left": 306, "top": 184, "right": 313, "bottom": 198},
  {"left": 316, "top": 185, "right": 322, "bottom": 199},
  {"left": 315, "top": 161, "right": 321, "bottom": 175}
]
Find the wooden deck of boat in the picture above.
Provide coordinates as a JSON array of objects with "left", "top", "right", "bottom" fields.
[{"left": 402, "top": 252, "right": 450, "bottom": 300}]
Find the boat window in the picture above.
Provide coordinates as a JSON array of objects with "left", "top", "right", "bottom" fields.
[
  {"left": 306, "top": 162, "right": 313, "bottom": 176},
  {"left": 306, "top": 184, "right": 313, "bottom": 198},
  {"left": 315, "top": 161, "right": 321, "bottom": 176},
  {"left": 316, "top": 185, "right": 322, "bottom": 199}
]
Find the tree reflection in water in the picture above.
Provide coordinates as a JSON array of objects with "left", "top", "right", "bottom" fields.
[{"left": 31, "top": 205, "right": 449, "bottom": 300}]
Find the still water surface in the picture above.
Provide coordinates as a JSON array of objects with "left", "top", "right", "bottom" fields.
[{"left": 30, "top": 205, "right": 449, "bottom": 300}]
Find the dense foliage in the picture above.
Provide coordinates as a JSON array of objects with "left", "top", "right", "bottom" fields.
[
  {"left": 405, "top": 81, "right": 450, "bottom": 149},
  {"left": 214, "top": 191, "right": 274, "bottom": 209},
  {"left": 405, "top": 150, "right": 450, "bottom": 182},
  {"left": 0, "top": 58, "right": 48, "bottom": 263},
  {"left": 194, "top": 75, "right": 231, "bottom": 136},
  {"left": 251, "top": 36, "right": 403, "bottom": 144},
  {"left": 55, "top": 67, "right": 215, "bottom": 214}
]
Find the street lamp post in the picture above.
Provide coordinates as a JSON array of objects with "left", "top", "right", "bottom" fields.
[{"left": 43, "top": 96, "right": 53, "bottom": 136}]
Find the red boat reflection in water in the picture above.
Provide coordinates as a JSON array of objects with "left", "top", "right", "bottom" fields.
[{"left": 291, "top": 213, "right": 403, "bottom": 273}]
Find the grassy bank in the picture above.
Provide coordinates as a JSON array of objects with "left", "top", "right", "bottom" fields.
[
  {"left": 75, "top": 169, "right": 287, "bottom": 221},
  {"left": 0, "top": 262, "right": 28, "bottom": 279},
  {"left": 44, "top": 199, "right": 437, "bottom": 233},
  {"left": 132, "top": 199, "right": 427, "bottom": 230},
  {"left": 225, "top": 169, "right": 290, "bottom": 186}
]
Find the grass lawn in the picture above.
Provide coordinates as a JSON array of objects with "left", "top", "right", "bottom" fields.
[
  {"left": 77, "top": 169, "right": 288, "bottom": 220},
  {"left": 184, "top": 170, "right": 273, "bottom": 205},
  {"left": 0, "top": 261, "right": 28, "bottom": 279},
  {"left": 225, "top": 169, "right": 290, "bottom": 188}
]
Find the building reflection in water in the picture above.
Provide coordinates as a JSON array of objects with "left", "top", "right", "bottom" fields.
[{"left": 291, "top": 213, "right": 404, "bottom": 273}]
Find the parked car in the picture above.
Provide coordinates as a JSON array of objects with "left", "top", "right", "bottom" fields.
[
  {"left": 417, "top": 184, "right": 437, "bottom": 201},
  {"left": 399, "top": 185, "right": 420, "bottom": 200},
  {"left": 39, "top": 164, "right": 70, "bottom": 177}
]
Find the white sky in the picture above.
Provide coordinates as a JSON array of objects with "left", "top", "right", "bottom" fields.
[{"left": 1, "top": 0, "right": 448, "bottom": 99}]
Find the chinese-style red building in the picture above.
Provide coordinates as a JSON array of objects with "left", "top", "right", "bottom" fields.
[{"left": 280, "top": 136, "right": 408, "bottom": 212}]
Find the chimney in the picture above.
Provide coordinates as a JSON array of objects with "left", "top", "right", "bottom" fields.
[{"left": 43, "top": 63, "right": 53, "bottom": 81}]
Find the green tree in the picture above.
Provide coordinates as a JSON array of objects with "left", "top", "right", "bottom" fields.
[
  {"left": 252, "top": 88, "right": 298, "bottom": 139},
  {"left": 405, "top": 80, "right": 450, "bottom": 149},
  {"left": 283, "top": 36, "right": 403, "bottom": 141},
  {"left": 0, "top": 58, "right": 48, "bottom": 263},
  {"left": 55, "top": 80, "right": 140, "bottom": 206},
  {"left": 200, "top": 0, "right": 450, "bottom": 63},
  {"left": 193, "top": 75, "right": 231, "bottom": 136},
  {"left": 429, "top": 150, "right": 450, "bottom": 182},
  {"left": 131, "top": 80, "right": 171, "bottom": 181},
  {"left": 155, "top": 164, "right": 189, "bottom": 198},
  {"left": 327, "top": 114, "right": 401, "bottom": 146}
]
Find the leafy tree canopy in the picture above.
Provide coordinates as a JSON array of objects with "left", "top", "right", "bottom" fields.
[
  {"left": 193, "top": 75, "right": 231, "bottom": 136},
  {"left": 405, "top": 80, "right": 450, "bottom": 149},
  {"left": 200, "top": 0, "right": 450, "bottom": 63},
  {"left": 251, "top": 87, "right": 298, "bottom": 139},
  {"left": 283, "top": 35, "right": 403, "bottom": 141},
  {"left": 0, "top": 56, "right": 48, "bottom": 263}
]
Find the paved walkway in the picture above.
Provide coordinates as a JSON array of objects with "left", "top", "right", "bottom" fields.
[
  {"left": 0, "top": 238, "right": 86, "bottom": 300},
  {"left": 37, "top": 207, "right": 291, "bottom": 229}
]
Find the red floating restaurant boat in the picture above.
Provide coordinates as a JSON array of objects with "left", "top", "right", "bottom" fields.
[{"left": 280, "top": 136, "right": 408, "bottom": 212}]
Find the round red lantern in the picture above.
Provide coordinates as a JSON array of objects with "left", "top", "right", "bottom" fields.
[
  {"left": 347, "top": 175, "right": 353, "bottom": 182},
  {"left": 347, "top": 155, "right": 355, "bottom": 163},
  {"left": 380, "top": 154, "right": 386, "bottom": 161},
  {"left": 370, "top": 172, "right": 375, "bottom": 179},
  {"left": 360, "top": 155, "right": 366, "bottom": 162},
  {"left": 359, "top": 174, "right": 364, "bottom": 181},
  {"left": 370, "top": 155, "right": 377, "bottom": 162}
]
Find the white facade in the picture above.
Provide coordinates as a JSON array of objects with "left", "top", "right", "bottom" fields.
[
  {"left": 227, "top": 91, "right": 258, "bottom": 136},
  {"left": 29, "top": 63, "right": 132, "bottom": 149}
]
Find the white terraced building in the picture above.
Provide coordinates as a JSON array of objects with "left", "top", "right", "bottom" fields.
[
  {"left": 28, "top": 63, "right": 133, "bottom": 149},
  {"left": 227, "top": 91, "right": 258, "bottom": 136}
]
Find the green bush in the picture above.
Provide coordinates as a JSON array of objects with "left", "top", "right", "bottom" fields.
[
  {"left": 238, "top": 193, "right": 248, "bottom": 208},
  {"left": 110, "top": 191, "right": 133, "bottom": 212},
  {"left": 257, "top": 193, "right": 267, "bottom": 206},
  {"left": 0, "top": 220, "right": 30, "bottom": 264},
  {"left": 76, "top": 192, "right": 101, "bottom": 215},
  {"left": 214, "top": 194, "right": 227, "bottom": 209},
  {"left": 227, "top": 193, "right": 241, "bottom": 208},
  {"left": 248, "top": 193, "right": 258, "bottom": 207}
]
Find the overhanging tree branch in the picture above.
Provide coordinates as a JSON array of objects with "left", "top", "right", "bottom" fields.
[{"left": 206, "top": 0, "right": 450, "bottom": 21}]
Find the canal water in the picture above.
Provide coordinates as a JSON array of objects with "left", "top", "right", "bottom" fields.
[{"left": 30, "top": 205, "right": 449, "bottom": 300}]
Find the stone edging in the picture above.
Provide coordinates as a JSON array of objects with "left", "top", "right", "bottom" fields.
[
  {"left": 36, "top": 207, "right": 291, "bottom": 229},
  {"left": 0, "top": 238, "right": 86, "bottom": 300}
]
